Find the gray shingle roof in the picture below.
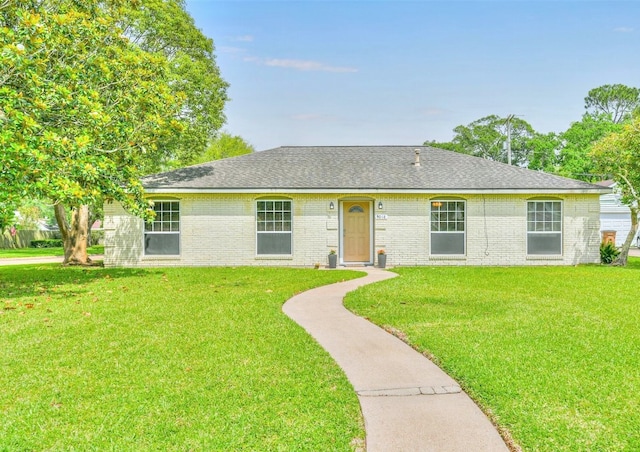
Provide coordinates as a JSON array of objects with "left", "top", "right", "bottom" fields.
[{"left": 143, "top": 146, "right": 608, "bottom": 193}]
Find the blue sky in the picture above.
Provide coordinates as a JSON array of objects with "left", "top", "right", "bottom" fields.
[{"left": 185, "top": 0, "right": 640, "bottom": 151}]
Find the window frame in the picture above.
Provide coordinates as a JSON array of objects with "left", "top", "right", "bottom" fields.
[
  {"left": 255, "top": 199, "right": 293, "bottom": 256},
  {"left": 429, "top": 199, "right": 466, "bottom": 256},
  {"left": 526, "top": 200, "right": 563, "bottom": 256},
  {"left": 143, "top": 200, "right": 181, "bottom": 256}
]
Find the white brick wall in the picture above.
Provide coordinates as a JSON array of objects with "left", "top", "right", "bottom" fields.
[{"left": 104, "top": 193, "right": 601, "bottom": 267}]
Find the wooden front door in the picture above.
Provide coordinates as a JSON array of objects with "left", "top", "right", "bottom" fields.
[{"left": 343, "top": 201, "right": 371, "bottom": 262}]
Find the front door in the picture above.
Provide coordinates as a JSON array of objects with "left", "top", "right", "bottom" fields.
[{"left": 343, "top": 201, "right": 371, "bottom": 262}]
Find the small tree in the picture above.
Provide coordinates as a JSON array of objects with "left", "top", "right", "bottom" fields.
[
  {"left": 591, "top": 116, "right": 640, "bottom": 265},
  {"left": 193, "top": 132, "right": 254, "bottom": 164}
]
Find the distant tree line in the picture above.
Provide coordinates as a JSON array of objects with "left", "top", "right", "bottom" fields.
[{"left": 424, "top": 83, "right": 640, "bottom": 264}]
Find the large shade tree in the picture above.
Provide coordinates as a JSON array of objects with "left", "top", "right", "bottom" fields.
[
  {"left": 591, "top": 116, "right": 640, "bottom": 265},
  {"left": 1, "top": 1, "right": 175, "bottom": 263},
  {"left": 0, "top": 0, "right": 227, "bottom": 264},
  {"left": 121, "top": 0, "right": 228, "bottom": 170}
]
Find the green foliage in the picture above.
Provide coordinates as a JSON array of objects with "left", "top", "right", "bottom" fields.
[
  {"left": 14, "top": 198, "right": 55, "bottom": 229},
  {"left": 527, "top": 131, "right": 561, "bottom": 172},
  {"left": 592, "top": 116, "right": 640, "bottom": 264},
  {"left": 1, "top": 1, "right": 182, "bottom": 221},
  {"left": 600, "top": 241, "right": 620, "bottom": 264},
  {"left": 0, "top": 205, "right": 16, "bottom": 232},
  {"left": 345, "top": 264, "right": 640, "bottom": 451},
  {"left": 423, "top": 140, "right": 465, "bottom": 153},
  {"left": 425, "top": 115, "right": 535, "bottom": 166},
  {"left": 585, "top": 84, "right": 640, "bottom": 123},
  {"left": 122, "top": 0, "right": 229, "bottom": 169},
  {"left": 592, "top": 116, "right": 640, "bottom": 206},
  {"left": 0, "top": 267, "right": 363, "bottom": 450},
  {"left": 193, "top": 132, "right": 255, "bottom": 164},
  {"left": 557, "top": 114, "right": 623, "bottom": 181},
  {"left": 29, "top": 239, "right": 64, "bottom": 248}
]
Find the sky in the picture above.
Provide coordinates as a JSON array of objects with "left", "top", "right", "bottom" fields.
[{"left": 185, "top": 0, "right": 640, "bottom": 151}]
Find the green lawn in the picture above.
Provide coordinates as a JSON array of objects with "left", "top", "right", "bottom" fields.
[
  {"left": 345, "top": 259, "right": 640, "bottom": 452},
  {"left": 0, "top": 245, "right": 104, "bottom": 259},
  {"left": 0, "top": 266, "right": 364, "bottom": 451}
]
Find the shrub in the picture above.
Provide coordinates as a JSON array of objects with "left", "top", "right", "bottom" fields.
[
  {"left": 600, "top": 242, "right": 620, "bottom": 264},
  {"left": 30, "top": 239, "right": 64, "bottom": 248}
]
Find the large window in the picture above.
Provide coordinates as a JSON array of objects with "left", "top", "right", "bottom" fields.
[
  {"left": 257, "top": 200, "right": 292, "bottom": 255},
  {"left": 144, "top": 201, "right": 180, "bottom": 255},
  {"left": 430, "top": 200, "right": 465, "bottom": 255},
  {"left": 527, "top": 200, "right": 562, "bottom": 255}
]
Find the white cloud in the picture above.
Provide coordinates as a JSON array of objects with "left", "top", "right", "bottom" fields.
[
  {"left": 219, "top": 46, "right": 247, "bottom": 54},
  {"left": 290, "top": 113, "right": 337, "bottom": 121},
  {"left": 232, "top": 35, "right": 254, "bottom": 42},
  {"left": 613, "top": 27, "right": 634, "bottom": 33},
  {"left": 243, "top": 56, "right": 357, "bottom": 73}
]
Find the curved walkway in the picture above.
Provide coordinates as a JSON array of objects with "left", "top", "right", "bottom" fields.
[{"left": 283, "top": 267, "right": 509, "bottom": 452}]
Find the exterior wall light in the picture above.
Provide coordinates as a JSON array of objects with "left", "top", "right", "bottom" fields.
[
  {"left": 378, "top": 201, "right": 383, "bottom": 210},
  {"left": 329, "top": 201, "right": 335, "bottom": 210}
]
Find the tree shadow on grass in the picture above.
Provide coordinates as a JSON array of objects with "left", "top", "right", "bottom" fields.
[{"left": 0, "top": 264, "right": 158, "bottom": 301}]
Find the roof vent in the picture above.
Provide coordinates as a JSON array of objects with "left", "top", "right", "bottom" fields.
[{"left": 414, "top": 149, "right": 421, "bottom": 167}]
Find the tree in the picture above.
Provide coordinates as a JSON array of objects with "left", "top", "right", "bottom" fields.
[
  {"left": 423, "top": 140, "right": 465, "bottom": 154},
  {"left": 528, "top": 132, "right": 562, "bottom": 173},
  {"left": 1, "top": 1, "right": 227, "bottom": 264},
  {"left": 555, "top": 114, "right": 623, "bottom": 181},
  {"left": 584, "top": 84, "right": 640, "bottom": 124},
  {"left": 425, "top": 115, "right": 536, "bottom": 166},
  {"left": 194, "top": 132, "right": 254, "bottom": 164},
  {"left": 121, "top": 0, "right": 229, "bottom": 170},
  {"left": 1, "top": 1, "right": 182, "bottom": 263},
  {"left": 15, "top": 199, "right": 55, "bottom": 230},
  {"left": 591, "top": 116, "right": 640, "bottom": 265}
]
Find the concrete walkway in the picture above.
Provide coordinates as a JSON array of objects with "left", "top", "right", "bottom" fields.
[
  {"left": 0, "top": 255, "right": 104, "bottom": 266},
  {"left": 283, "top": 267, "right": 509, "bottom": 452}
]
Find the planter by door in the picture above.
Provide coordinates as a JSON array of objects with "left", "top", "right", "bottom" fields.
[
  {"left": 328, "top": 254, "right": 338, "bottom": 268},
  {"left": 378, "top": 254, "right": 386, "bottom": 268}
]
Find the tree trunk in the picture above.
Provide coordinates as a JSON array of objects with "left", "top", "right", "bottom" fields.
[
  {"left": 614, "top": 206, "right": 638, "bottom": 266},
  {"left": 54, "top": 204, "right": 92, "bottom": 265}
]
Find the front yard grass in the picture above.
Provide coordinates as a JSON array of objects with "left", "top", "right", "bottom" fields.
[
  {"left": 1, "top": 266, "right": 364, "bottom": 451},
  {"left": 344, "top": 259, "right": 640, "bottom": 451}
]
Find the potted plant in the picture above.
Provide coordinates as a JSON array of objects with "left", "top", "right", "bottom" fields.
[
  {"left": 328, "top": 249, "right": 337, "bottom": 268},
  {"left": 377, "top": 249, "right": 386, "bottom": 268}
]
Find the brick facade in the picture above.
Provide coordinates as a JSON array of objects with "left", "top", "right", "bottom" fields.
[{"left": 104, "top": 193, "right": 601, "bottom": 267}]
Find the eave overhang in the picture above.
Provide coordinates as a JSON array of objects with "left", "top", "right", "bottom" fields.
[{"left": 144, "top": 187, "right": 611, "bottom": 195}]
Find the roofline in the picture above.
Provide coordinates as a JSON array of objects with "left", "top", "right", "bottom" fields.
[{"left": 144, "top": 187, "right": 611, "bottom": 195}]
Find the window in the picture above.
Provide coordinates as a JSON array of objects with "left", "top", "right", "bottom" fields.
[
  {"left": 257, "top": 200, "right": 292, "bottom": 255},
  {"left": 527, "top": 201, "right": 562, "bottom": 255},
  {"left": 430, "top": 200, "right": 465, "bottom": 255},
  {"left": 144, "top": 201, "right": 180, "bottom": 255}
]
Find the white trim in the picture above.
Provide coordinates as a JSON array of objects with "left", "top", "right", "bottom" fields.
[
  {"left": 255, "top": 199, "right": 293, "bottom": 257},
  {"left": 526, "top": 200, "right": 563, "bottom": 256},
  {"left": 429, "top": 199, "right": 466, "bottom": 256},
  {"left": 143, "top": 199, "right": 181, "bottom": 257},
  {"left": 145, "top": 187, "right": 610, "bottom": 195},
  {"left": 339, "top": 200, "right": 374, "bottom": 265}
]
